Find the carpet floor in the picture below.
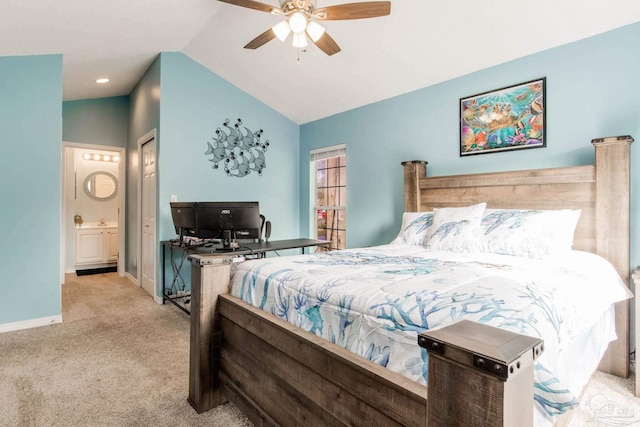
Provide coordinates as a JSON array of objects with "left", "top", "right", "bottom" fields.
[
  {"left": 1, "top": 272, "right": 639, "bottom": 426},
  {"left": 0, "top": 273, "right": 251, "bottom": 427}
]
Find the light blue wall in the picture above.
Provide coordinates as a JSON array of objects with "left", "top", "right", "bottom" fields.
[
  {"left": 0, "top": 55, "right": 63, "bottom": 324},
  {"left": 300, "top": 23, "right": 640, "bottom": 269},
  {"left": 156, "top": 52, "right": 300, "bottom": 296},
  {"left": 127, "top": 56, "right": 161, "bottom": 277},
  {"left": 158, "top": 52, "right": 300, "bottom": 242},
  {"left": 63, "top": 96, "right": 129, "bottom": 147},
  {"left": 126, "top": 52, "right": 300, "bottom": 292}
]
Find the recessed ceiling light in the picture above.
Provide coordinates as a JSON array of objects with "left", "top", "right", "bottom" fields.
[{"left": 96, "top": 78, "right": 110, "bottom": 84}]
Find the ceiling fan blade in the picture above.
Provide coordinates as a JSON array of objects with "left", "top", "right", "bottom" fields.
[
  {"left": 244, "top": 28, "right": 277, "bottom": 49},
  {"left": 217, "top": 0, "right": 281, "bottom": 14},
  {"left": 311, "top": 31, "right": 341, "bottom": 56},
  {"left": 314, "top": 1, "right": 391, "bottom": 20}
]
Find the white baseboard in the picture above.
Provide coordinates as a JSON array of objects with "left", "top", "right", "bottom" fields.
[
  {"left": 126, "top": 272, "right": 161, "bottom": 304},
  {"left": 0, "top": 315, "right": 63, "bottom": 334},
  {"left": 126, "top": 272, "right": 139, "bottom": 286}
]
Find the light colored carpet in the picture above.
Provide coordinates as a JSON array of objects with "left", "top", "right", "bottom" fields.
[
  {"left": 0, "top": 273, "right": 252, "bottom": 427},
  {"left": 568, "top": 371, "right": 640, "bottom": 426},
  {"left": 1, "top": 272, "right": 639, "bottom": 426}
]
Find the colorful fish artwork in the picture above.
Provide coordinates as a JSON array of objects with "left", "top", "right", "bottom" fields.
[{"left": 460, "top": 78, "right": 545, "bottom": 155}]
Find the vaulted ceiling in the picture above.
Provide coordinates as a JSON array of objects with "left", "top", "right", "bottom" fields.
[{"left": 1, "top": 1, "right": 639, "bottom": 123}]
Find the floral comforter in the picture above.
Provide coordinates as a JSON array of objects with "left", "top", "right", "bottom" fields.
[{"left": 230, "top": 244, "right": 631, "bottom": 425}]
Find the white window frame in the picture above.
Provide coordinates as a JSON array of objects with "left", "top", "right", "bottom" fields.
[{"left": 310, "top": 144, "right": 346, "bottom": 249}]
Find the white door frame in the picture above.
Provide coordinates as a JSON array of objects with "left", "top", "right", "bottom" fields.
[
  {"left": 60, "top": 141, "right": 126, "bottom": 284},
  {"left": 137, "top": 129, "right": 161, "bottom": 302}
]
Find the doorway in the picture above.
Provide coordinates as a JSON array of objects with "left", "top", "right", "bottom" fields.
[
  {"left": 61, "top": 142, "right": 126, "bottom": 284},
  {"left": 138, "top": 130, "right": 157, "bottom": 299}
]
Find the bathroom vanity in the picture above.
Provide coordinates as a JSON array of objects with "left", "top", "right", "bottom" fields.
[
  {"left": 73, "top": 168, "right": 119, "bottom": 269},
  {"left": 75, "top": 225, "right": 118, "bottom": 266}
]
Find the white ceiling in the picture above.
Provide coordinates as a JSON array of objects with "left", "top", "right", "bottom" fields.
[{"left": 1, "top": 0, "right": 639, "bottom": 124}]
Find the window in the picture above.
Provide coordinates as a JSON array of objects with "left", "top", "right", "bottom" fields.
[{"left": 311, "top": 145, "right": 346, "bottom": 251}]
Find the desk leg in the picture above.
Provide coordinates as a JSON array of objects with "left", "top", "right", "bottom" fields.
[
  {"left": 188, "top": 256, "right": 232, "bottom": 413},
  {"left": 161, "top": 244, "right": 166, "bottom": 304}
]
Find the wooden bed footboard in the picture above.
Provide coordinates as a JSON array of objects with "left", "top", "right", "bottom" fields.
[
  {"left": 218, "top": 294, "right": 428, "bottom": 425},
  {"left": 189, "top": 257, "right": 544, "bottom": 426},
  {"left": 188, "top": 256, "right": 427, "bottom": 424}
]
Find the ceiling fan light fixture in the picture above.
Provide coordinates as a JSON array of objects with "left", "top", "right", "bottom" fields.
[
  {"left": 306, "top": 21, "right": 325, "bottom": 42},
  {"left": 288, "top": 11, "right": 307, "bottom": 33},
  {"left": 292, "top": 32, "right": 308, "bottom": 48},
  {"left": 220, "top": 0, "right": 392, "bottom": 56},
  {"left": 272, "top": 20, "right": 291, "bottom": 41}
]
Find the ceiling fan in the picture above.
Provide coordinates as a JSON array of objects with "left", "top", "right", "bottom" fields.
[{"left": 217, "top": 0, "right": 391, "bottom": 56}]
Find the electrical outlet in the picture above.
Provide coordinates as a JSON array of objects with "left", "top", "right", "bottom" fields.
[
  {"left": 133, "top": 257, "right": 137, "bottom": 267},
  {"left": 171, "top": 195, "right": 178, "bottom": 202}
]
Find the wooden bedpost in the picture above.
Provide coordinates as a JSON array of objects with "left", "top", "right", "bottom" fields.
[
  {"left": 402, "top": 160, "right": 427, "bottom": 212},
  {"left": 419, "top": 320, "right": 544, "bottom": 427},
  {"left": 592, "top": 135, "right": 633, "bottom": 378},
  {"left": 188, "top": 255, "right": 233, "bottom": 413}
]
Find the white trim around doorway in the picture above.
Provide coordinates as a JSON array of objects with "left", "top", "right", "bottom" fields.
[
  {"left": 137, "top": 129, "right": 158, "bottom": 301},
  {"left": 60, "top": 141, "right": 126, "bottom": 284}
]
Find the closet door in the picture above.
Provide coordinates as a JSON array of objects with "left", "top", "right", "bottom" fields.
[{"left": 141, "top": 138, "right": 156, "bottom": 297}]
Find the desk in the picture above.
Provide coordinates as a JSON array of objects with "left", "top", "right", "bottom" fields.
[{"left": 161, "top": 238, "right": 329, "bottom": 315}]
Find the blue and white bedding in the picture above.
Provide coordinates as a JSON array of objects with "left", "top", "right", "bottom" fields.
[{"left": 230, "top": 244, "right": 631, "bottom": 426}]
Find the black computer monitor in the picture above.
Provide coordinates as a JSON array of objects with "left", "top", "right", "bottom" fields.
[
  {"left": 195, "top": 201, "right": 261, "bottom": 247},
  {"left": 170, "top": 202, "right": 197, "bottom": 244}
]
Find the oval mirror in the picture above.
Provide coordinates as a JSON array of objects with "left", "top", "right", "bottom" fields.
[{"left": 84, "top": 171, "right": 118, "bottom": 201}]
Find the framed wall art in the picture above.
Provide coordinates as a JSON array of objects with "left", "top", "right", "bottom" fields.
[{"left": 460, "top": 77, "right": 546, "bottom": 156}]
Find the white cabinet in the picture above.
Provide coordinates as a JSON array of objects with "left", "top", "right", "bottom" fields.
[
  {"left": 105, "top": 229, "right": 119, "bottom": 262},
  {"left": 75, "top": 227, "right": 118, "bottom": 265}
]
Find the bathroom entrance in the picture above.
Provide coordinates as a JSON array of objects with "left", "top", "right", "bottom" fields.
[{"left": 61, "top": 142, "right": 126, "bottom": 284}]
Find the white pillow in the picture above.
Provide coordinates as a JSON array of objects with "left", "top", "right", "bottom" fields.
[
  {"left": 479, "top": 209, "right": 582, "bottom": 258},
  {"left": 391, "top": 212, "right": 434, "bottom": 245},
  {"left": 425, "top": 203, "right": 486, "bottom": 252}
]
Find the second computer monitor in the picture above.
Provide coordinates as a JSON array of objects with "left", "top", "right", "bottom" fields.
[
  {"left": 170, "top": 202, "right": 197, "bottom": 243},
  {"left": 195, "top": 201, "right": 261, "bottom": 242}
]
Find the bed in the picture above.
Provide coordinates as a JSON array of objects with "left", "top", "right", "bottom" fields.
[{"left": 188, "top": 136, "right": 633, "bottom": 426}]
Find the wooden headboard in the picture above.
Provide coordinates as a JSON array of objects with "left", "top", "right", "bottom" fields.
[{"left": 402, "top": 136, "right": 633, "bottom": 378}]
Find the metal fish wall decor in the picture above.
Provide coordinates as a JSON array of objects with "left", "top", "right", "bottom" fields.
[{"left": 205, "top": 118, "right": 270, "bottom": 177}]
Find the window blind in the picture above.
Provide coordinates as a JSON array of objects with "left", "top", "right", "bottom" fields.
[{"left": 310, "top": 144, "right": 346, "bottom": 161}]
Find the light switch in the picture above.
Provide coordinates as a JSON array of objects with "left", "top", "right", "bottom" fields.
[{"left": 171, "top": 195, "right": 178, "bottom": 202}]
